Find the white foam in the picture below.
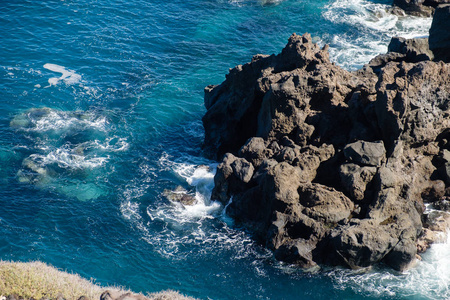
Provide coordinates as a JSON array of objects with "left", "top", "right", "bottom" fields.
[
  {"left": 93, "top": 137, "right": 129, "bottom": 152},
  {"left": 120, "top": 200, "right": 142, "bottom": 221},
  {"left": 258, "top": 0, "right": 283, "bottom": 6},
  {"left": 43, "top": 63, "right": 82, "bottom": 86},
  {"left": 35, "top": 111, "right": 107, "bottom": 132},
  {"left": 323, "top": 0, "right": 398, "bottom": 31},
  {"left": 11, "top": 108, "right": 108, "bottom": 132},
  {"left": 396, "top": 16, "right": 433, "bottom": 39},
  {"left": 29, "top": 147, "right": 108, "bottom": 169},
  {"left": 322, "top": 0, "right": 432, "bottom": 69},
  {"left": 21, "top": 135, "right": 127, "bottom": 173},
  {"left": 159, "top": 154, "right": 220, "bottom": 217},
  {"left": 327, "top": 234, "right": 450, "bottom": 299},
  {"left": 141, "top": 201, "right": 259, "bottom": 259},
  {"left": 119, "top": 153, "right": 266, "bottom": 260},
  {"left": 12, "top": 107, "right": 127, "bottom": 201},
  {"left": 226, "top": 0, "right": 284, "bottom": 6},
  {"left": 323, "top": 35, "right": 389, "bottom": 71}
]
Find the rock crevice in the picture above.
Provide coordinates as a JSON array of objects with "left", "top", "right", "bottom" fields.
[{"left": 203, "top": 19, "right": 450, "bottom": 270}]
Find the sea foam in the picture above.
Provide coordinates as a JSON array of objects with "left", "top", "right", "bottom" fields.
[
  {"left": 10, "top": 107, "right": 108, "bottom": 133},
  {"left": 43, "top": 63, "right": 82, "bottom": 86},
  {"left": 119, "top": 153, "right": 262, "bottom": 260},
  {"left": 322, "top": 0, "right": 432, "bottom": 70},
  {"left": 157, "top": 153, "right": 220, "bottom": 216},
  {"left": 327, "top": 234, "right": 450, "bottom": 299},
  {"left": 12, "top": 107, "right": 125, "bottom": 201}
]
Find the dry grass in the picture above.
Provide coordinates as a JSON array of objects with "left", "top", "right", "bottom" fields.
[
  {"left": 147, "top": 291, "right": 197, "bottom": 300},
  {"left": 0, "top": 261, "right": 107, "bottom": 300},
  {"left": 0, "top": 261, "right": 196, "bottom": 300}
]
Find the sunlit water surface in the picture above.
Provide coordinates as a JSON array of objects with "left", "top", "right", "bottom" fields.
[{"left": 1, "top": 0, "right": 447, "bottom": 299}]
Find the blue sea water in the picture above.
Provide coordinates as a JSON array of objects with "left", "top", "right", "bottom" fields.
[{"left": 0, "top": 0, "right": 448, "bottom": 299}]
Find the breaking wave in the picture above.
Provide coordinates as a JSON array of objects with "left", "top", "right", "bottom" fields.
[
  {"left": 10, "top": 107, "right": 108, "bottom": 133},
  {"left": 327, "top": 234, "right": 450, "bottom": 299},
  {"left": 119, "top": 152, "right": 264, "bottom": 260},
  {"left": 322, "top": 0, "right": 432, "bottom": 69}
]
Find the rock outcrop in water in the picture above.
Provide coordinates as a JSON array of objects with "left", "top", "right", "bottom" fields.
[{"left": 202, "top": 10, "right": 450, "bottom": 270}]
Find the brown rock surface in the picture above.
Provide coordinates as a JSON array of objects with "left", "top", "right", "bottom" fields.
[{"left": 202, "top": 31, "right": 450, "bottom": 270}]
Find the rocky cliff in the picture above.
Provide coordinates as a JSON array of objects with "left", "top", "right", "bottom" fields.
[{"left": 202, "top": 6, "right": 450, "bottom": 271}]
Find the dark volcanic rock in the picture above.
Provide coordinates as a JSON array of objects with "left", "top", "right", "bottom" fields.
[
  {"left": 203, "top": 32, "right": 450, "bottom": 270},
  {"left": 343, "top": 140, "right": 386, "bottom": 167},
  {"left": 391, "top": 0, "right": 450, "bottom": 16},
  {"left": 239, "top": 137, "right": 270, "bottom": 168},
  {"left": 339, "top": 163, "right": 377, "bottom": 201},
  {"left": 393, "top": 0, "right": 434, "bottom": 16},
  {"left": 163, "top": 186, "right": 196, "bottom": 206},
  {"left": 231, "top": 157, "right": 255, "bottom": 183},
  {"left": 429, "top": 4, "right": 450, "bottom": 63},
  {"left": 202, "top": 33, "right": 344, "bottom": 160},
  {"left": 433, "top": 197, "right": 450, "bottom": 210},
  {"left": 388, "top": 37, "right": 434, "bottom": 62}
]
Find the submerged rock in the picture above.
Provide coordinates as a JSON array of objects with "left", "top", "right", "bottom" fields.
[
  {"left": 202, "top": 26, "right": 450, "bottom": 271},
  {"left": 163, "top": 186, "right": 196, "bottom": 206}
]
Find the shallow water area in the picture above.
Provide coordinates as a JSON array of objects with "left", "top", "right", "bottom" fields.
[{"left": 0, "top": 0, "right": 447, "bottom": 299}]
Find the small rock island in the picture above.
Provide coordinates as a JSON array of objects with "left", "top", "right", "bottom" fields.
[{"left": 202, "top": 5, "right": 450, "bottom": 271}]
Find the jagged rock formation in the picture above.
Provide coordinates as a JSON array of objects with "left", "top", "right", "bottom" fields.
[{"left": 202, "top": 19, "right": 450, "bottom": 270}]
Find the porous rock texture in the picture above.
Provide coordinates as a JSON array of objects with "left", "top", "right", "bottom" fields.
[{"left": 202, "top": 32, "right": 450, "bottom": 270}]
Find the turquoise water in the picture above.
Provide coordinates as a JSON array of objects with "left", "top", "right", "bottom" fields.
[{"left": 1, "top": 0, "right": 448, "bottom": 299}]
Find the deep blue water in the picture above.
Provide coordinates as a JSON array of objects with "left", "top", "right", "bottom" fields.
[{"left": 1, "top": 0, "right": 447, "bottom": 299}]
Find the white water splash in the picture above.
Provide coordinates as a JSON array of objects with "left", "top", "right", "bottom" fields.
[
  {"left": 157, "top": 153, "right": 220, "bottom": 217},
  {"left": 328, "top": 234, "right": 450, "bottom": 299},
  {"left": 258, "top": 0, "right": 283, "bottom": 6},
  {"left": 28, "top": 146, "right": 108, "bottom": 170},
  {"left": 93, "top": 137, "right": 129, "bottom": 152},
  {"left": 119, "top": 153, "right": 264, "bottom": 260},
  {"left": 322, "top": 0, "right": 432, "bottom": 69},
  {"left": 10, "top": 107, "right": 108, "bottom": 133},
  {"left": 12, "top": 107, "right": 126, "bottom": 200},
  {"left": 227, "top": 0, "right": 284, "bottom": 7}
]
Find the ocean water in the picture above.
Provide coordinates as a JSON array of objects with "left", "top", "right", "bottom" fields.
[{"left": 0, "top": 0, "right": 447, "bottom": 299}]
